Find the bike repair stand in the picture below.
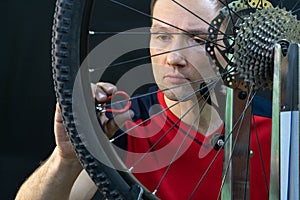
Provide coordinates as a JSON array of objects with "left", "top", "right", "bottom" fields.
[
  {"left": 222, "top": 43, "right": 300, "bottom": 200},
  {"left": 269, "top": 42, "right": 300, "bottom": 200}
]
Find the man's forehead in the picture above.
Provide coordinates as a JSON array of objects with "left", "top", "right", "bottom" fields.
[
  {"left": 152, "top": 0, "right": 218, "bottom": 13},
  {"left": 151, "top": 0, "right": 218, "bottom": 31}
]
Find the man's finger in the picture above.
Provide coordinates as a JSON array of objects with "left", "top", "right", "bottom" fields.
[
  {"left": 101, "top": 110, "right": 134, "bottom": 138},
  {"left": 91, "top": 83, "right": 118, "bottom": 102},
  {"left": 96, "top": 82, "right": 117, "bottom": 95}
]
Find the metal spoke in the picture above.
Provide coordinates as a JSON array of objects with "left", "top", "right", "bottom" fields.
[
  {"left": 88, "top": 38, "right": 227, "bottom": 73},
  {"left": 127, "top": 78, "right": 220, "bottom": 174},
  {"left": 110, "top": 79, "right": 220, "bottom": 143},
  {"left": 152, "top": 82, "right": 216, "bottom": 195}
]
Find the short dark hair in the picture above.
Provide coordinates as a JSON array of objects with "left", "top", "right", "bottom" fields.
[
  {"left": 150, "top": 0, "right": 157, "bottom": 15},
  {"left": 150, "top": 0, "right": 232, "bottom": 15}
]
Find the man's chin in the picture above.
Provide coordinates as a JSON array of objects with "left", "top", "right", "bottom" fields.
[{"left": 163, "top": 89, "right": 196, "bottom": 102}]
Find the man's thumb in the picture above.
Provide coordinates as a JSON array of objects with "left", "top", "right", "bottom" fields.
[{"left": 104, "top": 110, "right": 134, "bottom": 138}]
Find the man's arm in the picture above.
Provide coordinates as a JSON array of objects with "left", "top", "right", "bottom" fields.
[
  {"left": 15, "top": 147, "right": 83, "bottom": 200},
  {"left": 15, "top": 83, "right": 132, "bottom": 199},
  {"left": 70, "top": 170, "right": 98, "bottom": 200},
  {"left": 15, "top": 104, "right": 83, "bottom": 200}
]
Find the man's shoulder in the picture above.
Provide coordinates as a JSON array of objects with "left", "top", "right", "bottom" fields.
[{"left": 131, "top": 85, "right": 159, "bottom": 121}]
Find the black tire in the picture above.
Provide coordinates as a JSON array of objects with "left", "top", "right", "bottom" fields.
[{"left": 51, "top": 0, "right": 157, "bottom": 199}]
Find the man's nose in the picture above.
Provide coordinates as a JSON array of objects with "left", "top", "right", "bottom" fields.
[
  {"left": 166, "top": 51, "right": 186, "bottom": 67},
  {"left": 167, "top": 37, "right": 187, "bottom": 67}
]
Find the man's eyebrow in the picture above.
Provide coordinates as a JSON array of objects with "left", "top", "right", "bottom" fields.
[
  {"left": 150, "top": 25, "right": 173, "bottom": 32},
  {"left": 186, "top": 27, "right": 208, "bottom": 35},
  {"left": 150, "top": 25, "right": 208, "bottom": 35}
]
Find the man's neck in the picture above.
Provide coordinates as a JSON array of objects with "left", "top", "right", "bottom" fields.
[{"left": 164, "top": 95, "right": 223, "bottom": 136}]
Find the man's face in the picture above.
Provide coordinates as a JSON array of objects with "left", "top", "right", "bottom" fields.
[{"left": 150, "top": 0, "right": 219, "bottom": 101}]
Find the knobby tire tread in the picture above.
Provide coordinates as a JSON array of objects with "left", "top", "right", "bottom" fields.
[{"left": 51, "top": 0, "right": 135, "bottom": 199}]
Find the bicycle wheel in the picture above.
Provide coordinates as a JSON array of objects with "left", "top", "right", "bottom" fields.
[{"left": 51, "top": 0, "right": 300, "bottom": 199}]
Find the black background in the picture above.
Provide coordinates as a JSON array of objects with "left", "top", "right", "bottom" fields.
[
  {"left": 0, "top": 1, "right": 150, "bottom": 199},
  {"left": 0, "top": 0, "right": 298, "bottom": 199},
  {"left": 1, "top": 1, "right": 56, "bottom": 199}
]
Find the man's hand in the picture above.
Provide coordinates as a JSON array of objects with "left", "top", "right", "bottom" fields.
[
  {"left": 92, "top": 82, "right": 134, "bottom": 138},
  {"left": 54, "top": 103, "right": 79, "bottom": 160}
]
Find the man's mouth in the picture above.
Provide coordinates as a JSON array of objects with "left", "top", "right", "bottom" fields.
[{"left": 164, "top": 74, "right": 189, "bottom": 84}]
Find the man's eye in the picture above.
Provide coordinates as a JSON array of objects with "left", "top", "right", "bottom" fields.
[
  {"left": 193, "top": 36, "right": 206, "bottom": 44},
  {"left": 157, "top": 35, "right": 170, "bottom": 41},
  {"left": 156, "top": 34, "right": 171, "bottom": 41}
]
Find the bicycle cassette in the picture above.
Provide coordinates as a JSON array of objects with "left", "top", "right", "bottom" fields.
[{"left": 206, "top": 0, "right": 300, "bottom": 89}]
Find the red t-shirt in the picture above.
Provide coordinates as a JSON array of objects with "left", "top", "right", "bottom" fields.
[{"left": 124, "top": 90, "right": 271, "bottom": 200}]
